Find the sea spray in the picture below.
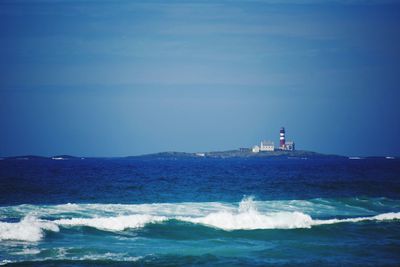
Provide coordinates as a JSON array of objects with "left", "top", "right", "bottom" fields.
[{"left": 238, "top": 195, "right": 257, "bottom": 213}]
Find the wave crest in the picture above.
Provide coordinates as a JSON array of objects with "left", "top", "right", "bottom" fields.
[
  {"left": 1, "top": 197, "right": 399, "bottom": 241},
  {"left": 0, "top": 215, "right": 59, "bottom": 242},
  {"left": 55, "top": 214, "right": 167, "bottom": 231},
  {"left": 178, "top": 198, "right": 400, "bottom": 230},
  {"left": 179, "top": 211, "right": 314, "bottom": 230}
]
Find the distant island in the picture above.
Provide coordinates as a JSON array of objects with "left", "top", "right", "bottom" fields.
[
  {"left": 0, "top": 149, "right": 340, "bottom": 160},
  {"left": 2, "top": 150, "right": 397, "bottom": 161},
  {"left": 133, "top": 149, "right": 343, "bottom": 159},
  {"left": 6, "top": 126, "right": 391, "bottom": 160}
]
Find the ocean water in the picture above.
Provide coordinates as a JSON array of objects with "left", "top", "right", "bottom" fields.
[{"left": 0, "top": 157, "right": 399, "bottom": 266}]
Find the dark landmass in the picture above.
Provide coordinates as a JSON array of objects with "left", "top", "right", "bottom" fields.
[
  {"left": 1, "top": 155, "right": 83, "bottom": 161},
  {"left": 2, "top": 150, "right": 396, "bottom": 161},
  {"left": 1, "top": 155, "right": 49, "bottom": 160},
  {"left": 132, "top": 149, "right": 345, "bottom": 159}
]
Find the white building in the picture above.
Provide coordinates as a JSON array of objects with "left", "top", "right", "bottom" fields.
[
  {"left": 260, "top": 140, "right": 275, "bottom": 151},
  {"left": 252, "top": 145, "right": 260, "bottom": 153},
  {"left": 282, "top": 141, "right": 295, "bottom": 151}
]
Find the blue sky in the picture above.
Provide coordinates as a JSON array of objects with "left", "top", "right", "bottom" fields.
[{"left": 1, "top": 0, "right": 400, "bottom": 157}]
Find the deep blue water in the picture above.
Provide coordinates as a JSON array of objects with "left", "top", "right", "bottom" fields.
[{"left": 0, "top": 157, "right": 399, "bottom": 266}]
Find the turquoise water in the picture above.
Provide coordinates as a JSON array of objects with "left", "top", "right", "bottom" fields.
[{"left": 0, "top": 158, "right": 399, "bottom": 266}]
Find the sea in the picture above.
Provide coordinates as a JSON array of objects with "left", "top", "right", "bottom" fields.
[{"left": 0, "top": 156, "right": 399, "bottom": 266}]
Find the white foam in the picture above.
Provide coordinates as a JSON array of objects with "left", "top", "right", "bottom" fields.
[
  {"left": 176, "top": 197, "right": 400, "bottom": 230},
  {"left": 178, "top": 209, "right": 400, "bottom": 231},
  {"left": 1, "top": 198, "right": 399, "bottom": 241},
  {"left": 0, "top": 215, "right": 59, "bottom": 242},
  {"left": 11, "top": 248, "right": 41, "bottom": 255},
  {"left": 3, "top": 197, "right": 396, "bottom": 222},
  {"left": 55, "top": 214, "right": 167, "bottom": 231},
  {"left": 0, "top": 260, "right": 13, "bottom": 266},
  {"left": 76, "top": 253, "right": 142, "bottom": 262},
  {"left": 179, "top": 210, "right": 314, "bottom": 230},
  {"left": 313, "top": 212, "right": 400, "bottom": 226},
  {"left": 176, "top": 196, "right": 310, "bottom": 230}
]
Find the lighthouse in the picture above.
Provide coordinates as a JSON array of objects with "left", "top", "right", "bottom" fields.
[
  {"left": 251, "top": 126, "right": 295, "bottom": 153},
  {"left": 279, "top": 127, "right": 295, "bottom": 151},
  {"left": 280, "top": 127, "right": 285, "bottom": 149}
]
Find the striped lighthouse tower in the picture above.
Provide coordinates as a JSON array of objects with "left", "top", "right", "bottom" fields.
[{"left": 280, "top": 127, "right": 285, "bottom": 149}]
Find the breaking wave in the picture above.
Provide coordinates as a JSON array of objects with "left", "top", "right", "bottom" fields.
[
  {"left": 0, "top": 215, "right": 59, "bottom": 242},
  {"left": 55, "top": 214, "right": 167, "bottom": 231},
  {"left": 1, "top": 197, "right": 399, "bottom": 241},
  {"left": 178, "top": 196, "right": 400, "bottom": 230}
]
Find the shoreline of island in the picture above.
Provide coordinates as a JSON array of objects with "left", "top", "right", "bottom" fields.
[{"left": 1, "top": 149, "right": 397, "bottom": 161}]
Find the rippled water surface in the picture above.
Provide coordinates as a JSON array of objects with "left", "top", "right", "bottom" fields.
[{"left": 0, "top": 157, "right": 399, "bottom": 266}]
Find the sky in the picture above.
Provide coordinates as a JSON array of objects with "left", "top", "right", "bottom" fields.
[{"left": 0, "top": 0, "right": 400, "bottom": 157}]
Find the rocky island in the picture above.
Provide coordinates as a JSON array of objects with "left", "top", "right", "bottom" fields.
[{"left": 134, "top": 149, "right": 344, "bottom": 159}]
